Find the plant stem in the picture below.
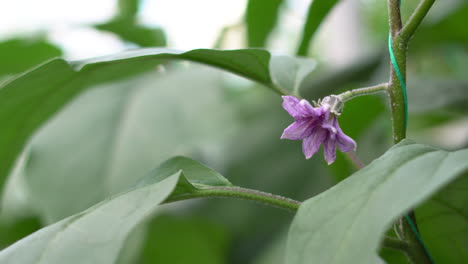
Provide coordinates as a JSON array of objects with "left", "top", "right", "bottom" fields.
[
  {"left": 388, "top": 0, "right": 407, "bottom": 143},
  {"left": 383, "top": 236, "right": 411, "bottom": 252},
  {"left": 337, "top": 83, "right": 387, "bottom": 102},
  {"left": 398, "top": 0, "right": 436, "bottom": 42},
  {"left": 163, "top": 186, "right": 301, "bottom": 212},
  {"left": 387, "top": 0, "right": 436, "bottom": 263}
]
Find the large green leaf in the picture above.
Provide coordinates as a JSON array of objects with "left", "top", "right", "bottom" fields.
[
  {"left": 0, "top": 156, "right": 232, "bottom": 264},
  {"left": 22, "top": 67, "right": 235, "bottom": 222},
  {"left": 0, "top": 48, "right": 315, "bottom": 198},
  {"left": 296, "top": 0, "right": 340, "bottom": 56},
  {"left": 417, "top": 173, "right": 468, "bottom": 263},
  {"left": 245, "top": 0, "right": 283, "bottom": 47},
  {"left": 286, "top": 140, "right": 468, "bottom": 264}
]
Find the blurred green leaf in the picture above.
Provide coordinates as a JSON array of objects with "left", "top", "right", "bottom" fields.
[
  {"left": 117, "top": 0, "right": 140, "bottom": 20},
  {"left": 245, "top": 0, "right": 283, "bottom": 47},
  {"left": 287, "top": 140, "right": 468, "bottom": 264},
  {"left": 0, "top": 38, "right": 61, "bottom": 77},
  {"left": 23, "top": 67, "right": 235, "bottom": 222},
  {"left": 0, "top": 156, "right": 233, "bottom": 264},
  {"left": 0, "top": 217, "right": 41, "bottom": 250},
  {"left": 408, "top": 78, "right": 468, "bottom": 113},
  {"left": 95, "top": 0, "right": 165, "bottom": 47},
  {"left": 270, "top": 55, "right": 316, "bottom": 95},
  {"left": 137, "top": 214, "right": 229, "bottom": 264},
  {"left": 0, "top": 48, "right": 315, "bottom": 199},
  {"left": 417, "top": 173, "right": 468, "bottom": 263},
  {"left": 415, "top": 2, "right": 468, "bottom": 46},
  {"left": 96, "top": 20, "right": 166, "bottom": 47},
  {"left": 296, "top": 0, "right": 340, "bottom": 56}
]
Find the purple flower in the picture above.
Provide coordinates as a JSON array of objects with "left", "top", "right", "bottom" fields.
[{"left": 280, "top": 95, "right": 356, "bottom": 164}]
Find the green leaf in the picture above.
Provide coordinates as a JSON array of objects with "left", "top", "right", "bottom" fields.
[
  {"left": 417, "top": 173, "right": 468, "bottom": 263},
  {"left": 0, "top": 217, "right": 41, "bottom": 250},
  {"left": 286, "top": 140, "right": 468, "bottom": 264},
  {"left": 245, "top": 0, "right": 283, "bottom": 47},
  {"left": 269, "top": 55, "right": 316, "bottom": 95},
  {"left": 96, "top": 20, "right": 166, "bottom": 47},
  {"left": 415, "top": 2, "right": 468, "bottom": 46},
  {"left": 0, "top": 38, "right": 62, "bottom": 77},
  {"left": 137, "top": 156, "right": 233, "bottom": 195},
  {"left": 0, "top": 48, "right": 315, "bottom": 198},
  {"left": 117, "top": 0, "right": 140, "bottom": 20},
  {"left": 0, "top": 156, "right": 232, "bottom": 264},
  {"left": 408, "top": 78, "right": 468, "bottom": 113},
  {"left": 296, "top": 0, "right": 340, "bottom": 56},
  {"left": 22, "top": 67, "right": 235, "bottom": 222},
  {"left": 137, "top": 214, "right": 229, "bottom": 264}
]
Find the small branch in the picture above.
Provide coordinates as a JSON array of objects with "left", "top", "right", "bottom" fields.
[
  {"left": 382, "top": 236, "right": 411, "bottom": 252},
  {"left": 164, "top": 186, "right": 301, "bottom": 212},
  {"left": 398, "top": 0, "right": 436, "bottom": 42},
  {"left": 337, "top": 83, "right": 388, "bottom": 102}
]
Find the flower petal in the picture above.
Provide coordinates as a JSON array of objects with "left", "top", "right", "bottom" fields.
[
  {"left": 281, "top": 96, "right": 316, "bottom": 119},
  {"left": 323, "top": 138, "right": 337, "bottom": 165},
  {"left": 302, "top": 128, "right": 326, "bottom": 159},
  {"left": 281, "top": 120, "right": 314, "bottom": 140},
  {"left": 334, "top": 119, "right": 357, "bottom": 152}
]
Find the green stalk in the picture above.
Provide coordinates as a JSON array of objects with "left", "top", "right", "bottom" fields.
[
  {"left": 387, "top": 0, "right": 436, "bottom": 263},
  {"left": 163, "top": 186, "right": 301, "bottom": 212},
  {"left": 337, "top": 83, "right": 387, "bottom": 102}
]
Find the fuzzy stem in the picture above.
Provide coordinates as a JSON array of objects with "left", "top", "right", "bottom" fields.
[
  {"left": 387, "top": 0, "right": 435, "bottom": 263},
  {"left": 338, "top": 83, "right": 388, "bottom": 102},
  {"left": 163, "top": 186, "right": 301, "bottom": 212},
  {"left": 388, "top": 0, "right": 407, "bottom": 143}
]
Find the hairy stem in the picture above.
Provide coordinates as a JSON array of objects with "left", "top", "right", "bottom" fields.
[
  {"left": 163, "top": 186, "right": 301, "bottom": 212},
  {"left": 388, "top": 0, "right": 407, "bottom": 143},
  {"left": 338, "top": 83, "right": 387, "bottom": 102},
  {"left": 387, "top": 0, "right": 436, "bottom": 263}
]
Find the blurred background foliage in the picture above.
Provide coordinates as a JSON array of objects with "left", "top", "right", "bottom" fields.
[{"left": 0, "top": 0, "right": 466, "bottom": 263}]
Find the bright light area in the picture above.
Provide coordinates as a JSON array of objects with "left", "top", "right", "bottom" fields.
[
  {"left": 0, "top": 0, "right": 363, "bottom": 66},
  {"left": 141, "top": 0, "right": 247, "bottom": 49},
  {"left": 0, "top": 0, "right": 248, "bottom": 59}
]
